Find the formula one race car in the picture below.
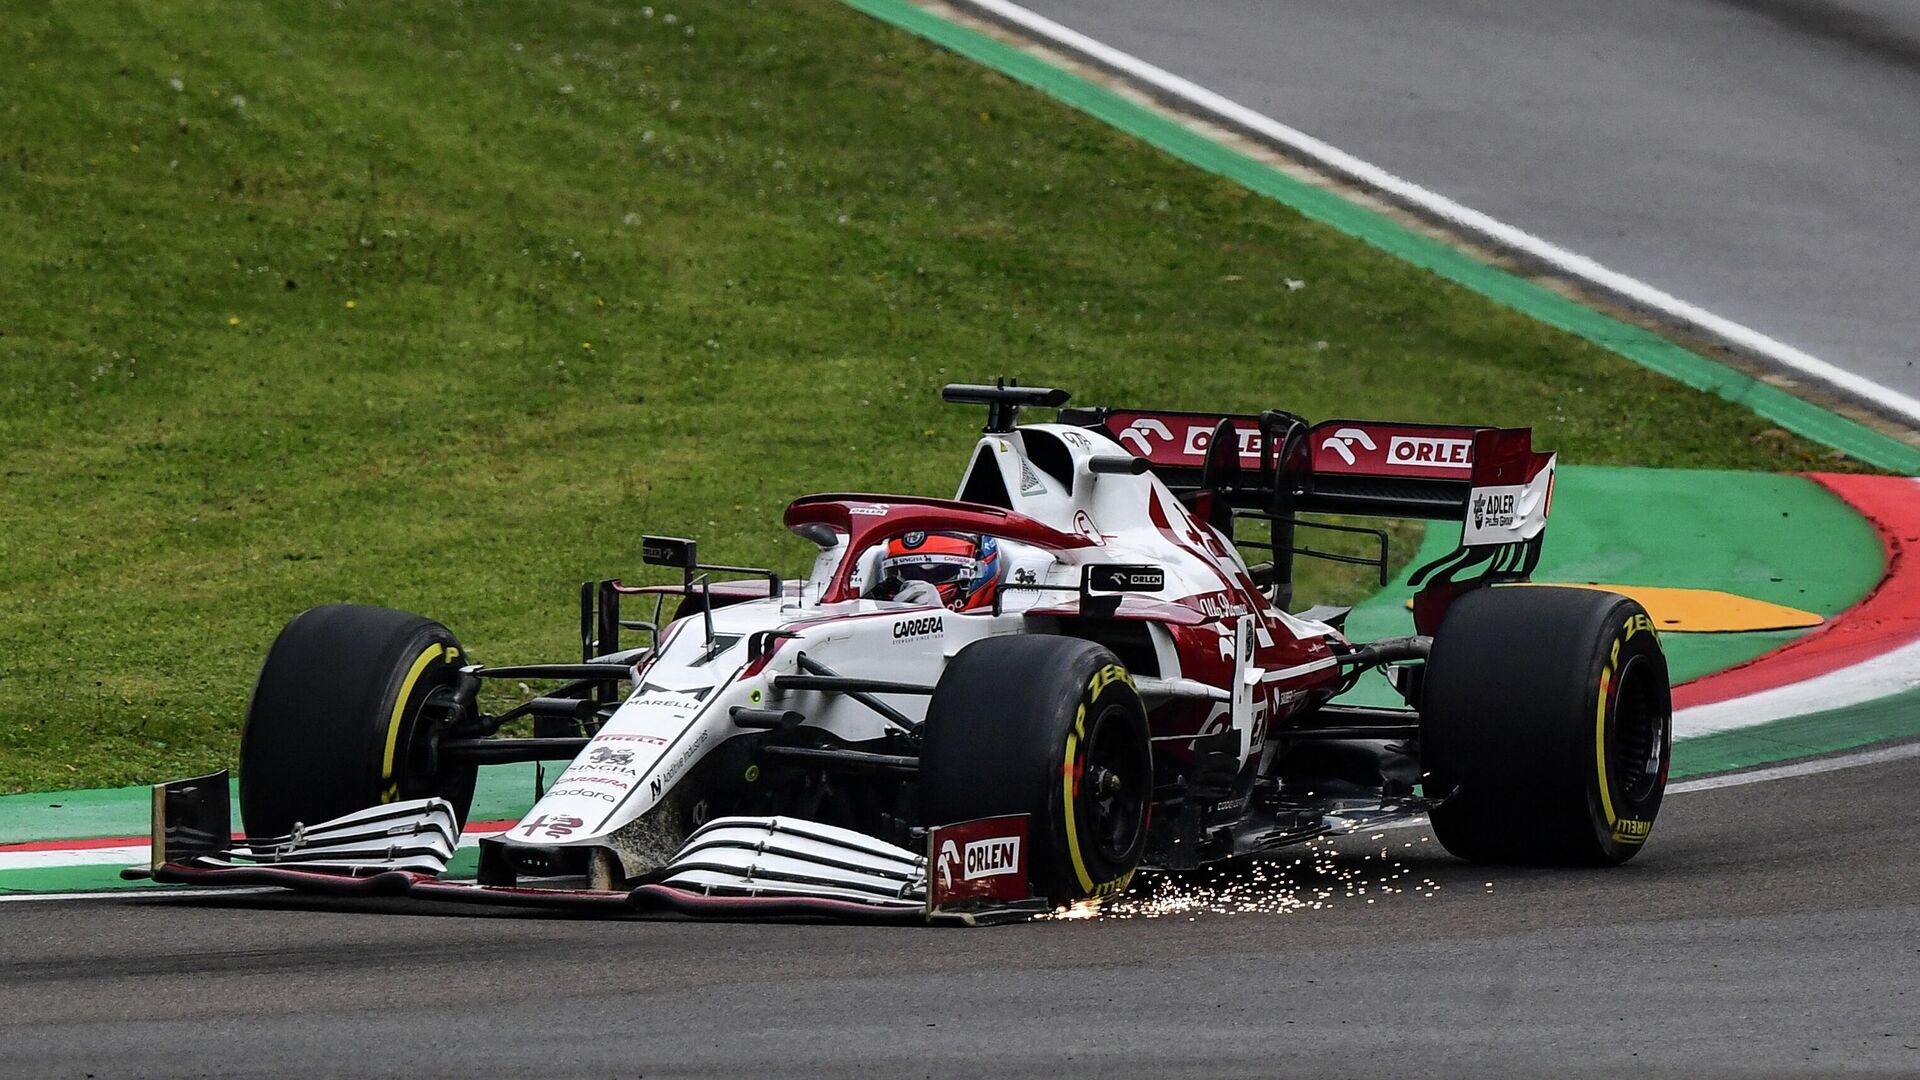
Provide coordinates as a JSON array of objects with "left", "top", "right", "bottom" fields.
[{"left": 130, "top": 383, "right": 1673, "bottom": 923}]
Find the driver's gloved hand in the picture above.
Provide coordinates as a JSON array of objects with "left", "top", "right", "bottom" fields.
[{"left": 893, "top": 580, "right": 943, "bottom": 607}]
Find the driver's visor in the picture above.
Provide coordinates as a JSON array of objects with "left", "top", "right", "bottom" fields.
[{"left": 881, "top": 552, "right": 973, "bottom": 585}]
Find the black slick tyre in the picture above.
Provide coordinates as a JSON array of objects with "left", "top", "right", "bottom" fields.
[
  {"left": 920, "top": 636, "right": 1152, "bottom": 907},
  {"left": 239, "top": 604, "right": 477, "bottom": 838},
  {"left": 1421, "top": 586, "right": 1671, "bottom": 865}
]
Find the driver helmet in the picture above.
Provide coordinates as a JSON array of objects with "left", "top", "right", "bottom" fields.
[{"left": 879, "top": 531, "right": 1003, "bottom": 612}]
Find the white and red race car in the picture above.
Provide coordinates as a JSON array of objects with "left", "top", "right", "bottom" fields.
[{"left": 131, "top": 384, "right": 1672, "bottom": 923}]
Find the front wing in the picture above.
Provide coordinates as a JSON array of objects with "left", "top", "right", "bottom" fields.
[{"left": 122, "top": 773, "right": 1047, "bottom": 925}]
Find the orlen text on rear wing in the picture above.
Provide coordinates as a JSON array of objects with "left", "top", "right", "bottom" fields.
[{"left": 1060, "top": 406, "right": 1555, "bottom": 626}]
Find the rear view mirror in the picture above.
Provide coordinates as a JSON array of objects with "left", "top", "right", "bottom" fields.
[
  {"left": 1087, "top": 454, "right": 1150, "bottom": 475},
  {"left": 641, "top": 535, "right": 697, "bottom": 569}
]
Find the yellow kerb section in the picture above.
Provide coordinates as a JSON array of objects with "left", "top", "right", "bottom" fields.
[
  {"left": 1411, "top": 585, "right": 1821, "bottom": 632},
  {"left": 380, "top": 644, "right": 444, "bottom": 802},
  {"left": 1531, "top": 584, "right": 1822, "bottom": 632}
]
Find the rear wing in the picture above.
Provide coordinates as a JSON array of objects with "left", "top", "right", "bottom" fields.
[
  {"left": 1059, "top": 406, "right": 1556, "bottom": 628},
  {"left": 1060, "top": 407, "right": 1549, "bottom": 518}
]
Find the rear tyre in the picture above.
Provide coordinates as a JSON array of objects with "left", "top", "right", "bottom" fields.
[
  {"left": 239, "top": 604, "right": 477, "bottom": 838},
  {"left": 920, "top": 636, "right": 1152, "bottom": 906},
  {"left": 1422, "top": 586, "right": 1671, "bottom": 865}
]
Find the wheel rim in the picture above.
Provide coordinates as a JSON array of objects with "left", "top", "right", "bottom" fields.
[
  {"left": 401, "top": 682, "right": 477, "bottom": 805},
  {"left": 1610, "top": 653, "right": 1668, "bottom": 804},
  {"left": 1079, "top": 702, "right": 1150, "bottom": 865}
]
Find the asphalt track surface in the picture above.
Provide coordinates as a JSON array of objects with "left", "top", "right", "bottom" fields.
[
  {"left": 4, "top": 747, "right": 1917, "bottom": 1078},
  {"left": 1015, "top": 0, "right": 1920, "bottom": 408}
]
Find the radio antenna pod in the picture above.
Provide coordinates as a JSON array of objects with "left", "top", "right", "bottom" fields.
[{"left": 940, "top": 379, "right": 1071, "bottom": 434}]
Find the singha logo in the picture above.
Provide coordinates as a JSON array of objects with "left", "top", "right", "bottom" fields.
[{"left": 588, "top": 747, "right": 634, "bottom": 767}]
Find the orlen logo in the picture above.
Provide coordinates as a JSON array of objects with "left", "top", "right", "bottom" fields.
[
  {"left": 964, "top": 836, "right": 1021, "bottom": 879},
  {"left": 937, "top": 835, "right": 1022, "bottom": 888},
  {"left": 1388, "top": 436, "right": 1472, "bottom": 469},
  {"left": 1116, "top": 417, "right": 1173, "bottom": 455},
  {"left": 1319, "top": 426, "right": 1377, "bottom": 465},
  {"left": 1182, "top": 426, "right": 1262, "bottom": 457}
]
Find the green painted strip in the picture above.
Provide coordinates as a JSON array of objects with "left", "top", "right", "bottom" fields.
[
  {"left": 0, "top": 783, "right": 154, "bottom": 845},
  {"left": 0, "top": 845, "right": 485, "bottom": 897},
  {"left": 469, "top": 761, "right": 566, "bottom": 822},
  {"left": 1672, "top": 686, "right": 1920, "bottom": 778},
  {"left": 842, "top": 0, "right": 1920, "bottom": 474},
  {"left": 0, "top": 762, "right": 558, "bottom": 845},
  {"left": 1516, "top": 467, "right": 1881, "bottom": 680},
  {"left": 0, "top": 865, "right": 159, "bottom": 895}
]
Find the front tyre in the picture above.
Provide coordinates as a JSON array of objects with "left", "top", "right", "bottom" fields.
[
  {"left": 920, "top": 636, "right": 1153, "bottom": 907},
  {"left": 1421, "top": 586, "right": 1671, "bottom": 865},
  {"left": 239, "top": 604, "right": 477, "bottom": 838}
]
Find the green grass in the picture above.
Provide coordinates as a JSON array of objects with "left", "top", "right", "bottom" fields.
[{"left": 0, "top": 0, "right": 1853, "bottom": 794}]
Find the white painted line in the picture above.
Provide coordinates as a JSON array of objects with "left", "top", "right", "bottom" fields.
[
  {"left": 1672, "top": 637, "right": 1920, "bottom": 739},
  {"left": 950, "top": 0, "right": 1920, "bottom": 427},
  {"left": 1668, "top": 739, "right": 1920, "bottom": 793},
  {"left": 0, "top": 844, "right": 147, "bottom": 872},
  {"left": 1226, "top": 739, "right": 1919, "bottom": 849},
  {"left": 1318, "top": 744, "right": 1920, "bottom": 839},
  {"left": 0, "top": 887, "right": 280, "bottom": 903},
  {"left": 0, "top": 830, "right": 506, "bottom": 876}
]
